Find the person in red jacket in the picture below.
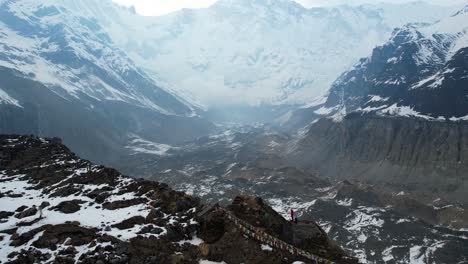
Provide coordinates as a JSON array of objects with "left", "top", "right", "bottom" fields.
[{"left": 290, "top": 209, "right": 294, "bottom": 221}]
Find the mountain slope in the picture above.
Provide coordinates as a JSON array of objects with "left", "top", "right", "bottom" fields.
[
  {"left": 299, "top": 5, "right": 468, "bottom": 123},
  {"left": 0, "top": 134, "right": 357, "bottom": 264},
  {"left": 287, "top": 6, "right": 468, "bottom": 203},
  {"left": 111, "top": 124, "right": 468, "bottom": 263},
  {"left": 49, "top": 0, "right": 456, "bottom": 106},
  {"left": 0, "top": 0, "right": 214, "bottom": 165}
]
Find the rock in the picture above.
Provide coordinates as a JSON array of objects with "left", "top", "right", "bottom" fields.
[
  {"left": 40, "top": 201, "right": 51, "bottom": 208},
  {"left": 0, "top": 227, "right": 17, "bottom": 235},
  {"left": 15, "top": 205, "right": 28, "bottom": 212},
  {"left": 53, "top": 200, "right": 85, "bottom": 214},
  {"left": 54, "top": 256, "right": 75, "bottom": 263},
  {"left": 103, "top": 198, "right": 148, "bottom": 210},
  {"left": 11, "top": 225, "right": 50, "bottom": 247},
  {"left": 146, "top": 208, "right": 163, "bottom": 220},
  {"left": 137, "top": 225, "right": 163, "bottom": 235},
  {"left": 33, "top": 224, "right": 98, "bottom": 248},
  {"left": 50, "top": 184, "right": 80, "bottom": 197},
  {"left": 0, "top": 211, "right": 14, "bottom": 219},
  {"left": 197, "top": 214, "right": 226, "bottom": 244},
  {"left": 165, "top": 224, "right": 185, "bottom": 242},
  {"left": 17, "top": 217, "right": 41, "bottom": 227},
  {"left": 15, "top": 207, "right": 38, "bottom": 219},
  {"left": 95, "top": 192, "right": 111, "bottom": 204},
  {"left": 112, "top": 216, "right": 146, "bottom": 230},
  {"left": 61, "top": 246, "right": 78, "bottom": 255}
]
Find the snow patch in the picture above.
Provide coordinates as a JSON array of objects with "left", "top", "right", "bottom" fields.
[
  {"left": 0, "top": 88, "right": 22, "bottom": 108},
  {"left": 126, "top": 135, "right": 175, "bottom": 156}
]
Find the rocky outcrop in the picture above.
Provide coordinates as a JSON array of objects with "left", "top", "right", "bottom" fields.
[
  {"left": 290, "top": 114, "right": 468, "bottom": 204},
  {"left": 197, "top": 195, "right": 358, "bottom": 264},
  {"left": 52, "top": 200, "right": 85, "bottom": 214},
  {"left": 0, "top": 134, "right": 354, "bottom": 264}
]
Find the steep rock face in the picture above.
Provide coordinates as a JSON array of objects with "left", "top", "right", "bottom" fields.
[
  {"left": 0, "top": 134, "right": 353, "bottom": 263},
  {"left": 289, "top": 114, "right": 468, "bottom": 203},
  {"left": 285, "top": 6, "right": 468, "bottom": 204}
]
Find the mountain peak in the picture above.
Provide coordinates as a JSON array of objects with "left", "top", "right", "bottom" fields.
[
  {"left": 453, "top": 4, "right": 468, "bottom": 16},
  {"left": 213, "top": 0, "right": 305, "bottom": 12}
]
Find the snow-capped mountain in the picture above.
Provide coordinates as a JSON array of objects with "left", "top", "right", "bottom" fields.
[
  {"left": 39, "top": 0, "right": 457, "bottom": 106},
  {"left": 305, "top": 4, "right": 468, "bottom": 122},
  {"left": 0, "top": 0, "right": 214, "bottom": 164},
  {"left": 283, "top": 6, "right": 468, "bottom": 213},
  {"left": 0, "top": 0, "right": 198, "bottom": 115}
]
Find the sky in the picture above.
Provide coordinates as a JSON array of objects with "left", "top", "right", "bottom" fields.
[{"left": 112, "top": 0, "right": 467, "bottom": 16}]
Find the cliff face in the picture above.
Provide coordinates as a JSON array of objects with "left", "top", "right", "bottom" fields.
[
  {"left": 0, "top": 134, "right": 354, "bottom": 264},
  {"left": 289, "top": 114, "right": 468, "bottom": 203}
]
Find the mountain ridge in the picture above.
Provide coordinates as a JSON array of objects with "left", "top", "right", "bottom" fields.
[
  {"left": 45, "top": 0, "right": 456, "bottom": 107},
  {"left": 0, "top": 0, "right": 216, "bottom": 165},
  {"left": 0, "top": 134, "right": 357, "bottom": 264}
]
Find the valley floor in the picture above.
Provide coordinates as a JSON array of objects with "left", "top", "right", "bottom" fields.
[{"left": 116, "top": 125, "right": 468, "bottom": 264}]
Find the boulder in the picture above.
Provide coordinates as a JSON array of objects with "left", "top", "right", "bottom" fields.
[
  {"left": 112, "top": 216, "right": 146, "bottom": 230},
  {"left": 103, "top": 198, "right": 148, "bottom": 210},
  {"left": 15, "top": 207, "right": 38, "bottom": 219},
  {"left": 15, "top": 205, "right": 28, "bottom": 212},
  {"left": 0, "top": 211, "right": 14, "bottom": 219},
  {"left": 53, "top": 200, "right": 85, "bottom": 214},
  {"left": 33, "top": 224, "right": 98, "bottom": 249}
]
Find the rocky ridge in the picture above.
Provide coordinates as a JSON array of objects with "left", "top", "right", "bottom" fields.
[{"left": 0, "top": 134, "right": 353, "bottom": 263}]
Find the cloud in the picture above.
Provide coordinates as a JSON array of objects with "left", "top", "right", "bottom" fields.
[
  {"left": 112, "top": 0, "right": 218, "bottom": 16},
  {"left": 113, "top": 0, "right": 466, "bottom": 16},
  {"left": 295, "top": 0, "right": 467, "bottom": 8}
]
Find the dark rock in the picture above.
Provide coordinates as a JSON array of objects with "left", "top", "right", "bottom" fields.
[
  {"left": 40, "top": 201, "right": 51, "bottom": 208},
  {"left": 11, "top": 225, "right": 50, "bottom": 247},
  {"left": 53, "top": 200, "right": 85, "bottom": 214},
  {"left": 0, "top": 211, "right": 14, "bottom": 219},
  {"left": 145, "top": 208, "right": 163, "bottom": 220},
  {"left": 112, "top": 216, "right": 146, "bottom": 230},
  {"left": 165, "top": 224, "right": 185, "bottom": 242},
  {"left": 50, "top": 184, "right": 80, "bottom": 198},
  {"left": 94, "top": 192, "right": 111, "bottom": 204},
  {"left": 59, "top": 246, "right": 78, "bottom": 255},
  {"left": 0, "top": 227, "right": 17, "bottom": 235},
  {"left": 17, "top": 217, "right": 41, "bottom": 227},
  {"left": 33, "top": 224, "right": 98, "bottom": 248},
  {"left": 103, "top": 198, "right": 148, "bottom": 210},
  {"left": 15, "top": 207, "right": 38, "bottom": 219},
  {"left": 137, "top": 225, "right": 163, "bottom": 235},
  {"left": 15, "top": 205, "right": 28, "bottom": 212}
]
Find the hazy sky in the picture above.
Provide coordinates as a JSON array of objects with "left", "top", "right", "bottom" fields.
[{"left": 112, "top": 0, "right": 467, "bottom": 16}]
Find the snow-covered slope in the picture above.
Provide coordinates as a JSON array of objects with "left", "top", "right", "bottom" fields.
[
  {"left": 0, "top": 0, "right": 215, "bottom": 164},
  {"left": 304, "top": 4, "right": 468, "bottom": 122},
  {"left": 0, "top": 0, "right": 198, "bottom": 116},
  {"left": 0, "top": 135, "right": 356, "bottom": 264},
  {"left": 34, "top": 0, "right": 456, "bottom": 106}
]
